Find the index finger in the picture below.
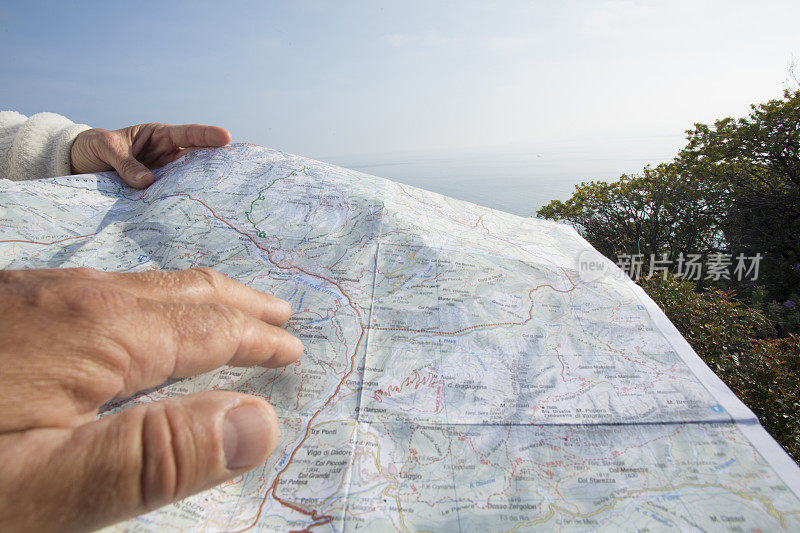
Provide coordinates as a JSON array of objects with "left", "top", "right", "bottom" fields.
[{"left": 167, "top": 124, "right": 232, "bottom": 148}]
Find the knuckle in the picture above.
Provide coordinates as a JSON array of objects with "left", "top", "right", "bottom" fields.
[
  {"left": 206, "top": 303, "right": 247, "bottom": 346},
  {"left": 262, "top": 324, "right": 281, "bottom": 348},
  {"left": 140, "top": 405, "right": 179, "bottom": 508},
  {"left": 139, "top": 402, "right": 206, "bottom": 509},
  {"left": 62, "top": 266, "right": 108, "bottom": 280},
  {"left": 59, "top": 339, "right": 129, "bottom": 408},
  {"left": 209, "top": 302, "right": 244, "bottom": 329},
  {"left": 89, "top": 334, "right": 133, "bottom": 390},
  {"left": 94, "top": 129, "right": 116, "bottom": 145},
  {"left": 192, "top": 267, "right": 222, "bottom": 291},
  {"left": 120, "top": 158, "right": 144, "bottom": 174},
  {"left": 150, "top": 124, "right": 172, "bottom": 142}
]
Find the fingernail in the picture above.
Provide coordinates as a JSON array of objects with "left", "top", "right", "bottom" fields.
[{"left": 223, "top": 404, "right": 272, "bottom": 469}]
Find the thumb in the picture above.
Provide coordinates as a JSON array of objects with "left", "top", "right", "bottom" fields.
[
  {"left": 104, "top": 140, "right": 155, "bottom": 188},
  {"left": 0, "top": 391, "right": 278, "bottom": 532}
]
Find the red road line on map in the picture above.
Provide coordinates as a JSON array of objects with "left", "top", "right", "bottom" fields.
[{"left": 0, "top": 232, "right": 97, "bottom": 245}]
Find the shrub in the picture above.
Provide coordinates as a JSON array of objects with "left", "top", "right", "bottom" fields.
[{"left": 640, "top": 276, "right": 800, "bottom": 461}]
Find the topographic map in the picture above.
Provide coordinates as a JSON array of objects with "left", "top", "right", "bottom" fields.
[{"left": 2, "top": 143, "right": 800, "bottom": 532}]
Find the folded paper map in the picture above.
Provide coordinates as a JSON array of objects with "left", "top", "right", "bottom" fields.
[{"left": 2, "top": 143, "right": 799, "bottom": 531}]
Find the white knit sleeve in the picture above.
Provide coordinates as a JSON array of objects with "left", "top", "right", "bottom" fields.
[{"left": 0, "top": 111, "right": 92, "bottom": 181}]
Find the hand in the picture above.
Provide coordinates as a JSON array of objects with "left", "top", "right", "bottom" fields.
[
  {"left": 70, "top": 123, "right": 232, "bottom": 188},
  {"left": 0, "top": 267, "right": 303, "bottom": 532}
]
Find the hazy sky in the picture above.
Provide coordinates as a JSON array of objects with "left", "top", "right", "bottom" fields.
[{"left": 2, "top": 0, "right": 798, "bottom": 178}]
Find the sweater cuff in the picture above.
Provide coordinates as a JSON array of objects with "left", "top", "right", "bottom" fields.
[
  {"left": 6, "top": 112, "right": 92, "bottom": 181},
  {"left": 51, "top": 122, "right": 93, "bottom": 178}
]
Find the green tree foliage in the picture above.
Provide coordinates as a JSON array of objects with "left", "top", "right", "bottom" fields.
[
  {"left": 538, "top": 89, "right": 800, "bottom": 303},
  {"left": 536, "top": 164, "right": 725, "bottom": 261},
  {"left": 752, "top": 287, "right": 800, "bottom": 337},
  {"left": 678, "top": 90, "right": 800, "bottom": 303},
  {"left": 641, "top": 276, "right": 800, "bottom": 461},
  {"left": 639, "top": 276, "right": 774, "bottom": 364}
]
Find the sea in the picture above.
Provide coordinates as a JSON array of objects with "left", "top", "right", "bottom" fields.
[{"left": 327, "top": 135, "right": 683, "bottom": 217}]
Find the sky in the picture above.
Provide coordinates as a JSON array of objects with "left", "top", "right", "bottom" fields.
[{"left": 1, "top": 0, "right": 799, "bottom": 213}]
